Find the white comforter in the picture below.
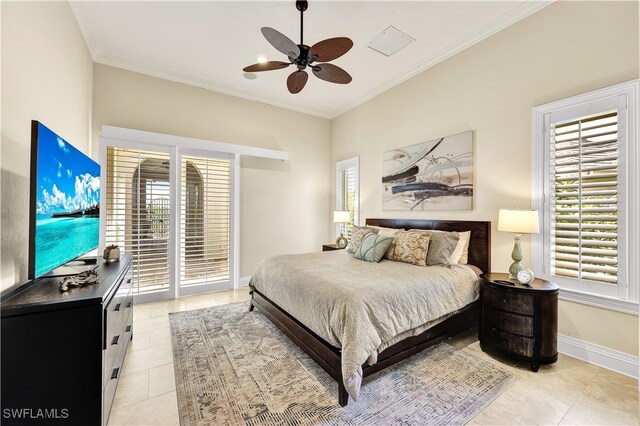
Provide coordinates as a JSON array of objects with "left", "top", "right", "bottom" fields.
[{"left": 249, "top": 250, "right": 479, "bottom": 400}]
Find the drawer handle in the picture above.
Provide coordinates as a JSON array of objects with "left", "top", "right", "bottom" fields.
[
  {"left": 125, "top": 325, "right": 132, "bottom": 333},
  {"left": 501, "top": 319, "right": 508, "bottom": 325},
  {"left": 502, "top": 298, "right": 508, "bottom": 304},
  {"left": 127, "top": 302, "right": 132, "bottom": 308},
  {"left": 500, "top": 339, "right": 507, "bottom": 346},
  {"left": 127, "top": 278, "right": 132, "bottom": 284},
  {"left": 110, "top": 367, "right": 120, "bottom": 380},
  {"left": 111, "top": 335, "right": 120, "bottom": 345},
  {"left": 114, "top": 303, "right": 121, "bottom": 312}
]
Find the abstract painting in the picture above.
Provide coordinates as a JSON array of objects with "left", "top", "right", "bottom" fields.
[{"left": 382, "top": 131, "right": 474, "bottom": 210}]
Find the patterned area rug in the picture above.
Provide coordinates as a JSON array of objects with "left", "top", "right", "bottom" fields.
[{"left": 169, "top": 302, "right": 517, "bottom": 426}]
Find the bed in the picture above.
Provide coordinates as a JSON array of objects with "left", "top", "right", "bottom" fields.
[{"left": 249, "top": 219, "right": 491, "bottom": 406}]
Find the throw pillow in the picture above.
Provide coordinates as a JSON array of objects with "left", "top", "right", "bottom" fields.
[
  {"left": 388, "top": 231, "right": 430, "bottom": 266},
  {"left": 353, "top": 233, "right": 394, "bottom": 263},
  {"left": 346, "top": 226, "right": 378, "bottom": 253},
  {"left": 373, "top": 227, "right": 401, "bottom": 259},
  {"left": 410, "top": 229, "right": 464, "bottom": 266},
  {"left": 426, "top": 232, "right": 460, "bottom": 266},
  {"left": 450, "top": 231, "right": 471, "bottom": 264}
]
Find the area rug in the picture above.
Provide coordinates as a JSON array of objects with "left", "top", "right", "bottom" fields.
[{"left": 169, "top": 302, "right": 517, "bottom": 426}]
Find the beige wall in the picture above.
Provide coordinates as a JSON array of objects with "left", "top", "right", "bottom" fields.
[
  {"left": 1, "top": 0, "right": 636, "bottom": 356},
  {"left": 331, "top": 1, "right": 639, "bottom": 355},
  {"left": 91, "top": 64, "right": 332, "bottom": 278},
  {"left": 1, "top": 1, "right": 94, "bottom": 292}
]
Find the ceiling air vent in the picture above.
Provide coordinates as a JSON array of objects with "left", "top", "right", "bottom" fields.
[{"left": 367, "top": 26, "right": 414, "bottom": 57}]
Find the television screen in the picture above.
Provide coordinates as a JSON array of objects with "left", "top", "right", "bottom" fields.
[{"left": 29, "top": 121, "right": 100, "bottom": 278}]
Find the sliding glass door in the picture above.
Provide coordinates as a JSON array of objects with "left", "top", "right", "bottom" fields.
[{"left": 103, "top": 145, "right": 235, "bottom": 302}]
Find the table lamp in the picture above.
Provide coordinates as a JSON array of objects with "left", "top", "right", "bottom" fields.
[
  {"left": 333, "top": 211, "right": 351, "bottom": 248},
  {"left": 498, "top": 209, "right": 540, "bottom": 278}
]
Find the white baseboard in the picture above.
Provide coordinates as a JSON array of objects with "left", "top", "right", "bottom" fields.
[
  {"left": 558, "top": 334, "right": 638, "bottom": 379},
  {"left": 237, "top": 276, "right": 251, "bottom": 287}
]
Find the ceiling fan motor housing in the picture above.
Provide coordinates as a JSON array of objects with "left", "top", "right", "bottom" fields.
[{"left": 293, "top": 45, "right": 319, "bottom": 70}]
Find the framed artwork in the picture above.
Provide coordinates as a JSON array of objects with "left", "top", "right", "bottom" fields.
[{"left": 382, "top": 131, "right": 474, "bottom": 211}]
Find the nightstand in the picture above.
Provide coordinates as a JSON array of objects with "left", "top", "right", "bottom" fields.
[
  {"left": 479, "top": 273, "right": 559, "bottom": 372},
  {"left": 322, "top": 244, "right": 343, "bottom": 252}
]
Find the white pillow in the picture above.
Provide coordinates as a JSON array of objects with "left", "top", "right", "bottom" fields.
[{"left": 450, "top": 231, "right": 471, "bottom": 264}]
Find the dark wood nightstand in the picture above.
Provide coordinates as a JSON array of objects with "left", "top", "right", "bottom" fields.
[
  {"left": 322, "top": 244, "right": 343, "bottom": 252},
  {"left": 479, "top": 273, "right": 559, "bottom": 372}
]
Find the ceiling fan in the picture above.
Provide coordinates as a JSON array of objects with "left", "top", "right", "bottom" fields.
[{"left": 242, "top": 0, "right": 353, "bottom": 94}]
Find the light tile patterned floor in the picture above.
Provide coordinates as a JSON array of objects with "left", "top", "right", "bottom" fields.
[{"left": 108, "top": 288, "right": 639, "bottom": 425}]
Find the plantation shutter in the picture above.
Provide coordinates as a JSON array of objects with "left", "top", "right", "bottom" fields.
[
  {"left": 550, "top": 110, "right": 618, "bottom": 285},
  {"left": 336, "top": 158, "right": 359, "bottom": 239},
  {"left": 105, "top": 147, "right": 171, "bottom": 294},
  {"left": 180, "top": 155, "right": 231, "bottom": 286}
]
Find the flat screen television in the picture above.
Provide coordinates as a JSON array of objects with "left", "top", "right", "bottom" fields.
[{"left": 28, "top": 121, "right": 100, "bottom": 279}]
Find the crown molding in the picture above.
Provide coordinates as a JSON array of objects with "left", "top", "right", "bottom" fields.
[
  {"left": 69, "top": 1, "right": 98, "bottom": 61},
  {"left": 328, "top": 0, "right": 554, "bottom": 118},
  {"left": 73, "top": 0, "right": 553, "bottom": 120}
]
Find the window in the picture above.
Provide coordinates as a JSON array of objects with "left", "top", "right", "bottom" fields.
[
  {"left": 336, "top": 157, "right": 359, "bottom": 239},
  {"left": 532, "top": 80, "right": 638, "bottom": 313}
]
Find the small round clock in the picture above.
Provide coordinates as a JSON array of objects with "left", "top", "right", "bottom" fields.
[
  {"left": 336, "top": 235, "right": 348, "bottom": 249},
  {"left": 516, "top": 269, "right": 536, "bottom": 285}
]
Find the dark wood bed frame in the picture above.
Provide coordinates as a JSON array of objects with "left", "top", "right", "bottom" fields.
[{"left": 249, "top": 219, "right": 491, "bottom": 406}]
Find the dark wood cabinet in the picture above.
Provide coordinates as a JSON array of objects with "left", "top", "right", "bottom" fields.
[
  {"left": 1, "top": 255, "right": 134, "bottom": 425},
  {"left": 479, "top": 272, "right": 558, "bottom": 372},
  {"left": 322, "top": 244, "right": 343, "bottom": 251}
]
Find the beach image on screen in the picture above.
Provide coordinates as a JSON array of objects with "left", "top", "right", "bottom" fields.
[{"left": 34, "top": 123, "right": 100, "bottom": 277}]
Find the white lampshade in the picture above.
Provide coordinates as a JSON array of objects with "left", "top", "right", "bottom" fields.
[
  {"left": 498, "top": 209, "right": 540, "bottom": 234},
  {"left": 333, "top": 211, "right": 351, "bottom": 224}
]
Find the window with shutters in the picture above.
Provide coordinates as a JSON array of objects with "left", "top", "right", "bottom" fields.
[
  {"left": 532, "top": 80, "right": 638, "bottom": 312},
  {"left": 336, "top": 157, "right": 359, "bottom": 240}
]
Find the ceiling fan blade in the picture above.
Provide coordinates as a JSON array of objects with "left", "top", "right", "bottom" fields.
[
  {"left": 312, "top": 63, "right": 352, "bottom": 84},
  {"left": 287, "top": 70, "right": 308, "bottom": 94},
  {"left": 242, "top": 61, "right": 291, "bottom": 72},
  {"left": 309, "top": 37, "right": 353, "bottom": 62},
  {"left": 261, "top": 27, "right": 300, "bottom": 58}
]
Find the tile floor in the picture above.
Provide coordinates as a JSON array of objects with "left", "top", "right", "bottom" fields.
[{"left": 108, "top": 288, "right": 639, "bottom": 425}]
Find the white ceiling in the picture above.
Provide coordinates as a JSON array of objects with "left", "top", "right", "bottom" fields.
[{"left": 71, "top": 1, "right": 551, "bottom": 119}]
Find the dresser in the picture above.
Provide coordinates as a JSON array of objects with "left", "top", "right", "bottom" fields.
[
  {"left": 1, "top": 255, "right": 134, "bottom": 425},
  {"left": 479, "top": 272, "right": 558, "bottom": 372}
]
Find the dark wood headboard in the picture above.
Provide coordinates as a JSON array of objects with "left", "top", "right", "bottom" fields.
[{"left": 365, "top": 219, "right": 491, "bottom": 273}]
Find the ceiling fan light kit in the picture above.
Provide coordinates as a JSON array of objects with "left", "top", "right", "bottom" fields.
[{"left": 242, "top": 0, "right": 353, "bottom": 94}]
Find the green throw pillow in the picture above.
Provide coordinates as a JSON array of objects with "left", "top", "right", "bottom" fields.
[{"left": 353, "top": 233, "right": 394, "bottom": 263}]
